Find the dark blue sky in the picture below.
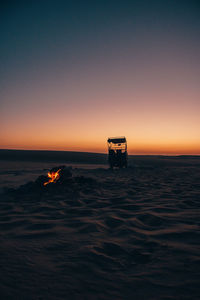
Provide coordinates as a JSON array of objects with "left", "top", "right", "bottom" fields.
[{"left": 1, "top": 0, "right": 199, "bottom": 79}]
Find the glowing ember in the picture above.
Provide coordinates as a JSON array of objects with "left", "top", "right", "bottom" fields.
[{"left": 44, "top": 169, "right": 61, "bottom": 186}]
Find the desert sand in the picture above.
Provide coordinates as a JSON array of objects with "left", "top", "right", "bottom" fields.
[{"left": 0, "top": 153, "right": 200, "bottom": 299}]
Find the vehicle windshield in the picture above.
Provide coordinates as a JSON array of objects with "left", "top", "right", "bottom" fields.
[{"left": 107, "top": 137, "right": 127, "bottom": 152}]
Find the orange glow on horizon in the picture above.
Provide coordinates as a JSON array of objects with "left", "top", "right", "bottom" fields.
[{"left": 1, "top": 102, "right": 200, "bottom": 155}]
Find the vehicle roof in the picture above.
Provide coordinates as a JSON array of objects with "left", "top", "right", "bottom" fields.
[{"left": 107, "top": 137, "right": 126, "bottom": 143}]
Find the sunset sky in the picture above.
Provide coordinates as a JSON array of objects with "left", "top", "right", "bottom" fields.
[{"left": 1, "top": 0, "right": 200, "bottom": 154}]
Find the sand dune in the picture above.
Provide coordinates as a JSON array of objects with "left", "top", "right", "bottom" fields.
[{"left": 0, "top": 156, "right": 200, "bottom": 299}]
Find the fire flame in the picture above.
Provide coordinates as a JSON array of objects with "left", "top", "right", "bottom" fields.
[{"left": 44, "top": 169, "right": 61, "bottom": 186}]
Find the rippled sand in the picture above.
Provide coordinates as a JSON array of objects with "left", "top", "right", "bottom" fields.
[{"left": 0, "top": 159, "right": 200, "bottom": 299}]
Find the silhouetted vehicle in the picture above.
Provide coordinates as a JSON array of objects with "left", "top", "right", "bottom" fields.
[{"left": 107, "top": 137, "right": 128, "bottom": 169}]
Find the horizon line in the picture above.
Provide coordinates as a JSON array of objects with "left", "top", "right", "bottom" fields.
[{"left": 0, "top": 148, "right": 200, "bottom": 157}]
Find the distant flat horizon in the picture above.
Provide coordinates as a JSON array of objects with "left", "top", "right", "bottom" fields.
[{"left": 0, "top": 148, "right": 200, "bottom": 157}]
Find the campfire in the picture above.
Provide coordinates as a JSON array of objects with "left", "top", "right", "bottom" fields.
[
  {"left": 5, "top": 165, "right": 97, "bottom": 196},
  {"left": 44, "top": 168, "right": 61, "bottom": 186},
  {"left": 23, "top": 165, "right": 98, "bottom": 192},
  {"left": 42, "top": 166, "right": 72, "bottom": 187}
]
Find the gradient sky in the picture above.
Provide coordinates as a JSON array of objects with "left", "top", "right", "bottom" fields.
[{"left": 1, "top": 0, "right": 200, "bottom": 154}]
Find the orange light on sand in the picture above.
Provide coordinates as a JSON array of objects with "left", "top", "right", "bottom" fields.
[{"left": 44, "top": 169, "right": 61, "bottom": 186}]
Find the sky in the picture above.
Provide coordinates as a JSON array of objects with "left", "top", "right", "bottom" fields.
[{"left": 1, "top": 0, "right": 200, "bottom": 154}]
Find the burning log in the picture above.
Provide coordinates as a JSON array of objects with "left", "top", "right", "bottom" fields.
[
  {"left": 44, "top": 168, "right": 61, "bottom": 186},
  {"left": 43, "top": 166, "right": 72, "bottom": 187}
]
